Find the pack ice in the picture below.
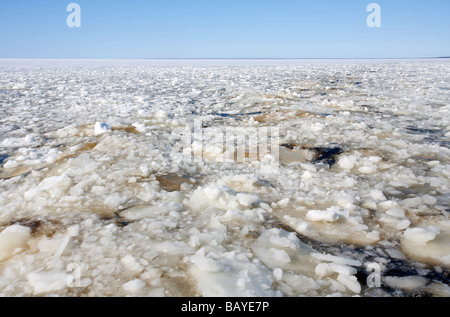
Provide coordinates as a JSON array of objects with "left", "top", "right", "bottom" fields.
[{"left": 0, "top": 59, "right": 449, "bottom": 297}]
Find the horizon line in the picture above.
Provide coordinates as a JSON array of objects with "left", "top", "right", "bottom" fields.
[{"left": 0, "top": 57, "right": 448, "bottom": 60}]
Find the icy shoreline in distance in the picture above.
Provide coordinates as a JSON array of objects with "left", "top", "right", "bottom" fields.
[
  {"left": 0, "top": 58, "right": 444, "bottom": 68},
  {"left": 0, "top": 60, "right": 449, "bottom": 297}
]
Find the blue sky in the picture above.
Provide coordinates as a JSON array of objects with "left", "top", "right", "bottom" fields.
[{"left": 0, "top": 0, "right": 449, "bottom": 59}]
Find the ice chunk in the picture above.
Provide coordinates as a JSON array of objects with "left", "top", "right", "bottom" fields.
[
  {"left": 276, "top": 198, "right": 290, "bottom": 207},
  {"left": 236, "top": 193, "right": 261, "bottom": 208},
  {"left": 311, "top": 253, "right": 362, "bottom": 267},
  {"left": 282, "top": 271, "right": 321, "bottom": 294},
  {"left": 122, "top": 279, "right": 146, "bottom": 294},
  {"left": 401, "top": 197, "right": 423, "bottom": 208},
  {"left": 402, "top": 224, "right": 450, "bottom": 267},
  {"left": 385, "top": 248, "right": 407, "bottom": 260},
  {"left": 315, "top": 263, "right": 357, "bottom": 277},
  {"left": 337, "top": 274, "right": 361, "bottom": 294},
  {"left": 269, "top": 248, "right": 291, "bottom": 264},
  {"left": 368, "top": 156, "right": 382, "bottom": 163},
  {"left": 120, "top": 255, "right": 144, "bottom": 274},
  {"left": 421, "top": 195, "right": 437, "bottom": 205},
  {"left": 386, "top": 207, "right": 406, "bottom": 218},
  {"left": 283, "top": 215, "right": 311, "bottom": 234},
  {"left": 27, "top": 271, "right": 69, "bottom": 295},
  {"left": 302, "top": 170, "right": 313, "bottom": 180},
  {"left": 94, "top": 122, "right": 112, "bottom": 135},
  {"left": 273, "top": 268, "right": 283, "bottom": 281},
  {"left": 358, "top": 165, "right": 377, "bottom": 174},
  {"left": 154, "top": 110, "right": 171, "bottom": 122},
  {"left": 188, "top": 185, "right": 241, "bottom": 211},
  {"left": 191, "top": 250, "right": 225, "bottom": 273},
  {"left": 252, "top": 228, "right": 318, "bottom": 276},
  {"left": 0, "top": 225, "right": 31, "bottom": 261},
  {"left": 3, "top": 159, "right": 18, "bottom": 169},
  {"left": 366, "top": 230, "right": 381, "bottom": 241},
  {"left": 403, "top": 227, "right": 439, "bottom": 245},
  {"left": 38, "top": 174, "right": 73, "bottom": 199},
  {"left": 53, "top": 235, "right": 71, "bottom": 258},
  {"left": 338, "top": 155, "right": 357, "bottom": 170},
  {"left": 378, "top": 200, "right": 397, "bottom": 210},
  {"left": 306, "top": 209, "right": 341, "bottom": 223},
  {"left": 149, "top": 240, "right": 195, "bottom": 255},
  {"left": 189, "top": 249, "right": 278, "bottom": 297},
  {"left": 45, "top": 148, "right": 61, "bottom": 164},
  {"left": 369, "top": 189, "right": 386, "bottom": 202},
  {"left": 382, "top": 276, "right": 428, "bottom": 291}
]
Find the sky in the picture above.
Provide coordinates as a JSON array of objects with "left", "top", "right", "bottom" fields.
[{"left": 0, "top": 0, "right": 449, "bottom": 59}]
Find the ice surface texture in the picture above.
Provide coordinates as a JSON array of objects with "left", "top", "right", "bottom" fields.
[{"left": 0, "top": 59, "right": 449, "bottom": 297}]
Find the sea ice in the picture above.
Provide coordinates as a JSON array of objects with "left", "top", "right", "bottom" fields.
[
  {"left": 0, "top": 225, "right": 31, "bottom": 262},
  {"left": 0, "top": 59, "right": 449, "bottom": 297}
]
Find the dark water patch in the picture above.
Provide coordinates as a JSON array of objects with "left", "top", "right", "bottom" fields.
[
  {"left": 272, "top": 218, "right": 449, "bottom": 296},
  {"left": 214, "top": 112, "right": 233, "bottom": 118},
  {"left": 10, "top": 219, "right": 43, "bottom": 235},
  {"left": 383, "top": 259, "right": 424, "bottom": 278},
  {"left": 281, "top": 143, "right": 298, "bottom": 150},
  {"left": 441, "top": 140, "right": 450, "bottom": 149},
  {"left": 406, "top": 126, "right": 443, "bottom": 135},
  {"left": 0, "top": 154, "right": 8, "bottom": 166},
  {"left": 311, "top": 146, "right": 344, "bottom": 167},
  {"left": 212, "top": 111, "right": 263, "bottom": 119},
  {"left": 6, "top": 217, "right": 62, "bottom": 237},
  {"left": 405, "top": 126, "right": 449, "bottom": 148},
  {"left": 104, "top": 212, "right": 130, "bottom": 228},
  {"left": 427, "top": 102, "right": 447, "bottom": 109}
]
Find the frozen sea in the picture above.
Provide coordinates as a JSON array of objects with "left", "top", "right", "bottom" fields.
[{"left": 0, "top": 59, "right": 449, "bottom": 297}]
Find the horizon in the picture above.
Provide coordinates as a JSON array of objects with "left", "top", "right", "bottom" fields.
[{"left": 0, "top": 56, "right": 448, "bottom": 61}]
